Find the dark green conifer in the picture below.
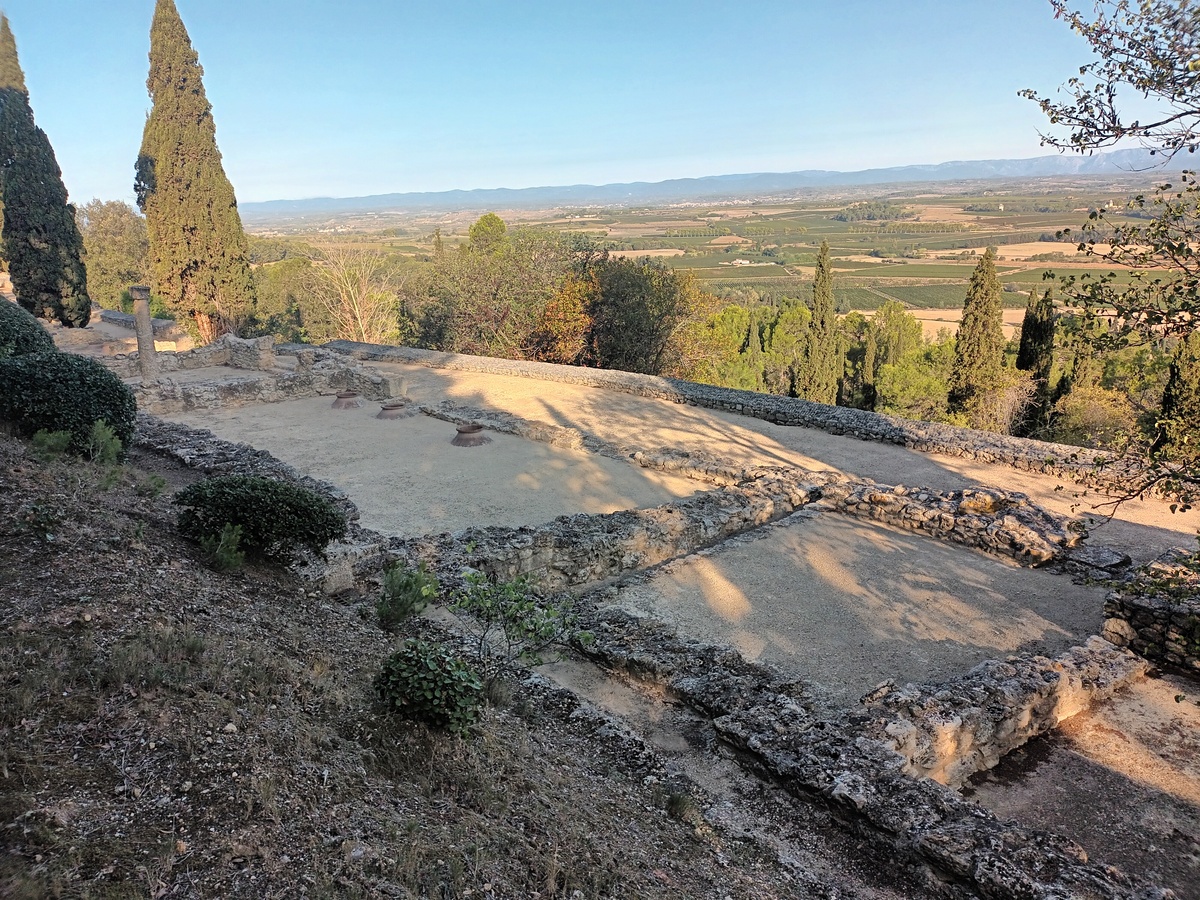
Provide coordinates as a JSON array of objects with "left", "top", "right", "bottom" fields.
[
  {"left": 1015, "top": 287, "right": 1056, "bottom": 435},
  {"left": 795, "top": 240, "right": 838, "bottom": 404},
  {"left": 947, "top": 248, "right": 1005, "bottom": 415},
  {"left": 136, "top": 0, "right": 254, "bottom": 343},
  {"left": 0, "top": 15, "right": 90, "bottom": 327},
  {"left": 1154, "top": 329, "right": 1200, "bottom": 458}
]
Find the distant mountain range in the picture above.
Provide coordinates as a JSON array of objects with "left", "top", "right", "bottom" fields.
[{"left": 240, "top": 148, "right": 1169, "bottom": 222}]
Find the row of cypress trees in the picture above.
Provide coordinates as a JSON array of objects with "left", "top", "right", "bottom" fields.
[{"left": 0, "top": 0, "right": 253, "bottom": 342}]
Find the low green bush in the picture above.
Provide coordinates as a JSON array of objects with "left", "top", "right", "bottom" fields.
[
  {"left": 0, "top": 300, "right": 55, "bottom": 359},
  {"left": 377, "top": 562, "right": 439, "bottom": 630},
  {"left": 374, "top": 638, "right": 482, "bottom": 734},
  {"left": 0, "top": 352, "right": 137, "bottom": 457},
  {"left": 200, "top": 522, "right": 246, "bottom": 572},
  {"left": 173, "top": 474, "right": 347, "bottom": 562}
]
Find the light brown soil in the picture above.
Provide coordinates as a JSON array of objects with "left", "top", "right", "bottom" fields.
[
  {"left": 169, "top": 396, "right": 700, "bottom": 537},
  {"left": 908, "top": 307, "right": 1028, "bottom": 340},
  {"left": 965, "top": 672, "right": 1200, "bottom": 900},
  {"left": 361, "top": 360, "right": 1200, "bottom": 564},
  {"left": 607, "top": 512, "right": 1107, "bottom": 703}
]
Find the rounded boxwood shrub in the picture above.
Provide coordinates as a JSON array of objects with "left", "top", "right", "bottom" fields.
[
  {"left": 0, "top": 300, "right": 55, "bottom": 359},
  {"left": 173, "top": 474, "right": 347, "bottom": 562},
  {"left": 374, "top": 638, "right": 482, "bottom": 734},
  {"left": 0, "top": 351, "right": 137, "bottom": 457}
]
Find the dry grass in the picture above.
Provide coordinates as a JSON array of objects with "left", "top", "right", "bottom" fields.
[{"left": 0, "top": 433, "right": 815, "bottom": 899}]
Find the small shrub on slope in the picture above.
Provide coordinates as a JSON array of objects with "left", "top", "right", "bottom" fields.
[
  {"left": 377, "top": 562, "right": 439, "bottom": 630},
  {"left": 374, "top": 638, "right": 482, "bottom": 734},
  {"left": 0, "top": 299, "right": 55, "bottom": 359},
  {"left": 173, "top": 474, "right": 346, "bottom": 563},
  {"left": 0, "top": 351, "right": 136, "bottom": 457}
]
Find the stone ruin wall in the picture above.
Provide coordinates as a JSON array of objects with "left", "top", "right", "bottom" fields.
[
  {"left": 1103, "top": 550, "right": 1200, "bottom": 674},
  {"left": 98, "top": 337, "right": 404, "bottom": 414},
  {"left": 114, "top": 337, "right": 1186, "bottom": 665},
  {"left": 129, "top": 414, "right": 1170, "bottom": 898}
]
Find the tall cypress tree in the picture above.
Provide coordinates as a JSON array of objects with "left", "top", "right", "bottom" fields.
[
  {"left": 947, "top": 248, "right": 1005, "bottom": 415},
  {"left": 1015, "top": 287, "right": 1056, "bottom": 434},
  {"left": 0, "top": 15, "right": 90, "bottom": 327},
  {"left": 795, "top": 240, "right": 838, "bottom": 403},
  {"left": 136, "top": 0, "right": 254, "bottom": 343},
  {"left": 1154, "top": 329, "right": 1200, "bottom": 458}
]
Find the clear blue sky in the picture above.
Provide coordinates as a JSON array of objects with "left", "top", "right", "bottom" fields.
[{"left": 3, "top": 1, "right": 1096, "bottom": 204}]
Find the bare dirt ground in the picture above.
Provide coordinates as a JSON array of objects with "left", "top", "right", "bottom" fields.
[
  {"left": 170, "top": 396, "right": 700, "bottom": 537},
  {"left": 607, "top": 511, "right": 1107, "bottom": 703},
  {"left": 909, "top": 307, "right": 1028, "bottom": 340},
  {"left": 965, "top": 671, "right": 1200, "bottom": 899},
  {"left": 360, "top": 360, "right": 1200, "bottom": 564}
]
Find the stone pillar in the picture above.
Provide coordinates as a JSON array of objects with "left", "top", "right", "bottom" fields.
[{"left": 130, "top": 285, "right": 160, "bottom": 381}]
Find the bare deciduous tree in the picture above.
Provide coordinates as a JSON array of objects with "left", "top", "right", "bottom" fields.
[{"left": 306, "top": 247, "right": 402, "bottom": 345}]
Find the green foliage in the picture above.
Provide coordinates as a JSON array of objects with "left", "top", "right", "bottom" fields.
[
  {"left": 136, "top": 473, "right": 167, "bottom": 498},
  {"left": 411, "top": 227, "right": 584, "bottom": 359},
  {"left": 249, "top": 257, "right": 313, "bottom": 343},
  {"left": 13, "top": 500, "right": 62, "bottom": 543},
  {"left": 875, "top": 332, "right": 956, "bottom": 422},
  {"left": 1052, "top": 385, "right": 1140, "bottom": 450},
  {"left": 1015, "top": 288, "right": 1056, "bottom": 436},
  {"left": 173, "top": 475, "right": 347, "bottom": 563},
  {"left": 794, "top": 241, "right": 839, "bottom": 404},
  {"left": 1027, "top": 2, "right": 1200, "bottom": 504},
  {"left": 451, "top": 572, "right": 590, "bottom": 685},
  {"left": 0, "top": 16, "right": 90, "bottom": 328},
  {"left": 199, "top": 522, "right": 245, "bottom": 572},
  {"left": 582, "top": 256, "right": 700, "bottom": 375},
  {"left": 467, "top": 213, "right": 508, "bottom": 254},
  {"left": 31, "top": 428, "right": 71, "bottom": 458},
  {"left": 1021, "top": 1, "right": 1200, "bottom": 160},
  {"left": 1155, "top": 330, "right": 1200, "bottom": 460},
  {"left": 0, "top": 351, "right": 136, "bottom": 457},
  {"left": 118, "top": 289, "right": 174, "bottom": 321},
  {"left": 77, "top": 200, "right": 149, "bottom": 310},
  {"left": 136, "top": 0, "right": 255, "bottom": 343},
  {"left": 0, "top": 298, "right": 54, "bottom": 358},
  {"left": 832, "top": 201, "right": 915, "bottom": 222},
  {"left": 85, "top": 419, "right": 123, "bottom": 466},
  {"left": 947, "top": 249, "right": 1006, "bottom": 423},
  {"left": 373, "top": 638, "right": 482, "bottom": 735},
  {"left": 378, "top": 562, "right": 439, "bottom": 631}
]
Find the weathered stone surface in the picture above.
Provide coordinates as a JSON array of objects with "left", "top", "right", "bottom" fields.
[
  {"left": 1104, "top": 552, "right": 1200, "bottom": 671},
  {"left": 863, "top": 637, "right": 1149, "bottom": 787}
]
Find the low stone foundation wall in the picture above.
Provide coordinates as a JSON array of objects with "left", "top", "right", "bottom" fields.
[
  {"left": 104, "top": 339, "right": 404, "bottom": 414},
  {"left": 865, "top": 638, "right": 1149, "bottom": 787},
  {"left": 102, "top": 332, "right": 277, "bottom": 375},
  {"left": 98, "top": 308, "right": 180, "bottom": 336},
  {"left": 326, "top": 340, "right": 1146, "bottom": 493},
  {"left": 822, "top": 482, "right": 1081, "bottom": 566},
  {"left": 1103, "top": 550, "right": 1200, "bottom": 673},
  {"left": 421, "top": 402, "right": 1081, "bottom": 568},
  {"left": 360, "top": 474, "right": 822, "bottom": 595},
  {"left": 583, "top": 608, "right": 1167, "bottom": 899},
  {"left": 131, "top": 366, "right": 399, "bottom": 415},
  {"left": 128, "top": 414, "right": 1171, "bottom": 897}
]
